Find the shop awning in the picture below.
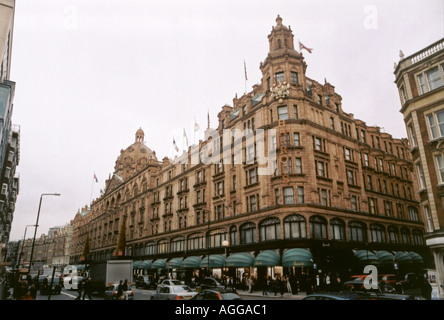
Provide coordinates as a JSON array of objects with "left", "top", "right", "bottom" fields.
[
  {"left": 407, "top": 252, "right": 424, "bottom": 264},
  {"left": 151, "top": 258, "right": 168, "bottom": 269},
  {"left": 133, "top": 261, "right": 142, "bottom": 269},
  {"left": 168, "top": 258, "right": 184, "bottom": 269},
  {"left": 181, "top": 256, "right": 202, "bottom": 268},
  {"left": 254, "top": 250, "right": 280, "bottom": 267},
  {"left": 375, "top": 250, "right": 395, "bottom": 264},
  {"left": 226, "top": 252, "right": 255, "bottom": 267},
  {"left": 395, "top": 251, "right": 412, "bottom": 264},
  {"left": 200, "top": 255, "right": 226, "bottom": 268},
  {"left": 139, "top": 260, "right": 152, "bottom": 269},
  {"left": 282, "top": 248, "right": 313, "bottom": 267},
  {"left": 354, "top": 250, "right": 379, "bottom": 264}
]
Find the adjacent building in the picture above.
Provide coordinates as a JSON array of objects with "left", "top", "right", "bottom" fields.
[
  {"left": 0, "top": 0, "right": 19, "bottom": 262},
  {"left": 394, "top": 37, "right": 444, "bottom": 298},
  {"left": 70, "top": 16, "right": 428, "bottom": 286}
]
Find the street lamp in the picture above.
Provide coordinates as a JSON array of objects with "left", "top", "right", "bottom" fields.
[
  {"left": 28, "top": 193, "right": 60, "bottom": 276},
  {"left": 17, "top": 224, "right": 36, "bottom": 269},
  {"left": 222, "top": 240, "right": 229, "bottom": 282}
]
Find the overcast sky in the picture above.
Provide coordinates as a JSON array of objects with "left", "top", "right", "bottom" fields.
[{"left": 7, "top": 0, "right": 444, "bottom": 241}]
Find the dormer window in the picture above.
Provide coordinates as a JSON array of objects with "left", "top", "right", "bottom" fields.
[{"left": 278, "top": 39, "right": 282, "bottom": 48}]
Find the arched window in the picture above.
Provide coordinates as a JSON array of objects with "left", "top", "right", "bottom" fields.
[
  {"left": 408, "top": 206, "right": 419, "bottom": 221},
  {"left": 187, "top": 233, "right": 204, "bottom": 251},
  {"left": 240, "top": 222, "right": 256, "bottom": 244},
  {"left": 348, "top": 221, "right": 367, "bottom": 242},
  {"left": 259, "top": 218, "right": 281, "bottom": 242},
  {"left": 145, "top": 242, "right": 155, "bottom": 255},
  {"left": 309, "top": 216, "right": 328, "bottom": 239},
  {"left": 170, "top": 237, "right": 185, "bottom": 252},
  {"left": 208, "top": 229, "right": 227, "bottom": 248},
  {"left": 230, "top": 226, "right": 238, "bottom": 246},
  {"left": 370, "top": 224, "right": 386, "bottom": 243},
  {"left": 400, "top": 228, "right": 411, "bottom": 245},
  {"left": 157, "top": 240, "right": 168, "bottom": 254},
  {"left": 388, "top": 226, "right": 399, "bottom": 244},
  {"left": 412, "top": 229, "right": 424, "bottom": 245},
  {"left": 330, "top": 218, "right": 346, "bottom": 240},
  {"left": 284, "top": 215, "right": 306, "bottom": 239}
]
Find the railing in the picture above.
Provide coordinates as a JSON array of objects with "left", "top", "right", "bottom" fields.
[{"left": 410, "top": 38, "right": 444, "bottom": 64}]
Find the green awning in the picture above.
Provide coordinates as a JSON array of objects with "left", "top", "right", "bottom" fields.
[
  {"left": 395, "top": 251, "right": 412, "bottom": 264},
  {"left": 139, "top": 260, "right": 152, "bottom": 269},
  {"left": 133, "top": 261, "right": 142, "bottom": 269},
  {"left": 407, "top": 252, "right": 424, "bottom": 264},
  {"left": 181, "top": 256, "right": 202, "bottom": 268},
  {"left": 375, "top": 250, "right": 395, "bottom": 263},
  {"left": 152, "top": 259, "right": 168, "bottom": 269},
  {"left": 354, "top": 250, "right": 379, "bottom": 264},
  {"left": 200, "top": 255, "right": 226, "bottom": 268},
  {"left": 282, "top": 248, "right": 313, "bottom": 267},
  {"left": 254, "top": 250, "right": 280, "bottom": 267},
  {"left": 226, "top": 252, "right": 255, "bottom": 267},
  {"left": 168, "top": 258, "right": 183, "bottom": 269}
]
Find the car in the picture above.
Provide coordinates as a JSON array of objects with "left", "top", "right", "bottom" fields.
[
  {"left": 104, "top": 282, "right": 134, "bottom": 300},
  {"left": 197, "top": 277, "right": 229, "bottom": 292},
  {"left": 303, "top": 292, "right": 368, "bottom": 300},
  {"left": 342, "top": 279, "right": 416, "bottom": 300},
  {"left": 157, "top": 279, "right": 183, "bottom": 289},
  {"left": 190, "top": 289, "right": 242, "bottom": 300},
  {"left": 135, "top": 275, "right": 156, "bottom": 289},
  {"left": 40, "top": 277, "right": 62, "bottom": 295},
  {"left": 151, "top": 285, "right": 198, "bottom": 300}
]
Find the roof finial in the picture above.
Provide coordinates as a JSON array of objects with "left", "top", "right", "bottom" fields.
[{"left": 276, "top": 15, "right": 283, "bottom": 26}]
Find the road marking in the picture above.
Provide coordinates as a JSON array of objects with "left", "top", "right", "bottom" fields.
[{"left": 61, "top": 291, "right": 89, "bottom": 300}]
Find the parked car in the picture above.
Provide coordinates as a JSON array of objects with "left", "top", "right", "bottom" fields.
[
  {"left": 303, "top": 292, "right": 367, "bottom": 300},
  {"left": 151, "top": 285, "right": 197, "bottom": 300},
  {"left": 157, "top": 279, "right": 182, "bottom": 289},
  {"left": 40, "top": 277, "right": 62, "bottom": 295},
  {"left": 135, "top": 275, "right": 156, "bottom": 289},
  {"left": 104, "top": 283, "right": 134, "bottom": 300},
  {"left": 190, "top": 288, "right": 242, "bottom": 300},
  {"left": 342, "top": 279, "right": 416, "bottom": 300},
  {"left": 197, "top": 277, "right": 229, "bottom": 292}
]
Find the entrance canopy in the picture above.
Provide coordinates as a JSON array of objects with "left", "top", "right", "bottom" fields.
[
  {"left": 226, "top": 252, "right": 255, "bottom": 267},
  {"left": 282, "top": 248, "right": 313, "bottom": 267},
  {"left": 254, "top": 250, "right": 280, "bottom": 267},
  {"left": 200, "top": 255, "right": 226, "bottom": 268},
  {"left": 139, "top": 260, "right": 152, "bottom": 269},
  {"left": 181, "top": 256, "right": 202, "bottom": 268},
  {"left": 375, "top": 250, "right": 395, "bottom": 264},
  {"left": 151, "top": 258, "right": 167, "bottom": 269},
  {"left": 354, "top": 250, "right": 379, "bottom": 264},
  {"left": 168, "top": 258, "right": 184, "bottom": 269}
]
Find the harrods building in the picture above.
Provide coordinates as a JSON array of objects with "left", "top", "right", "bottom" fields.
[{"left": 70, "top": 16, "right": 429, "bottom": 283}]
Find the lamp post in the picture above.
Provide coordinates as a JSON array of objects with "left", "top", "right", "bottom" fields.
[
  {"left": 17, "top": 224, "right": 36, "bottom": 269},
  {"left": 28, "top": 193, "right": 60, "bottom": 276},
  {"left": 222, "top": 240, "right": 229, "bottom": 282}
]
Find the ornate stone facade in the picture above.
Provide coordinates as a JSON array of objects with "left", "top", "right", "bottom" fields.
[{"left": 70, "top": 16, "right": 428, "bottom": 280}]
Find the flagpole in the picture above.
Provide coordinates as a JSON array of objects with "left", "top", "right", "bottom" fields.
[{"left": 90, "top": 176, "right": 94, "bottom": 207}]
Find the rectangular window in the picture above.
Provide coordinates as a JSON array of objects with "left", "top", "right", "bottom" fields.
[
  {"left": 351, "top": 196, "right": 358, "bottom": 212},
  {"left": 416, "top": 163, "right": 426, "bottom": 190},
  {"left": 275, "top": 72, "right": 285, "bottom": 84},
  {"left": 275, "top": 189, "right": 280, "bottom": 205},
  {"left": 369, "top": 198, "right": 377, "bottom": 214},
  {"left": 435, "top": 154, "right": 444, "bottom": 184},
  {"left": 426, "top": 66, "right": 443, "bottom": 91},
  {"left": 278, "top": 106, "right": 288, "bottom": 120},
  {"left": 291, "top": 72, "right": 298, "bottom": 85},
  {"left": 418, "top": 74, "right": 427, "bottom": 94},
  {"left": 295, "top": 157, "right": 302, "bottom": 174},
  {"left": 249, "top": 168, "right": 256, "bottom": 184},
  {"left": 293, "top": 105, "right": 299, "bottom": 119},
  {"left": 325, "top": 95, "right": 330, "bottom": 106},
  {"left": 427, "top": 110, "right": 444, "bottom": 139},
  {"left": 318, "top": 95, "right": 322, "bottom": 105},
  {"left": 283, "top": 187, "right": 294, "bottom": 204},
  {"left": 249, "top": 195, "right": 257, "bottom": 211},
  {"left": 330, "top": 117, "right": 335, "bottom": 130},
  {"left": 293, "top": 133, "right": 300, "bottom": 146},
  {"left": 400, "top": 85, "right": 407, "bottom": 104},
  {"left": 297, "top": 186, "right": 304, "bottom": 203}
]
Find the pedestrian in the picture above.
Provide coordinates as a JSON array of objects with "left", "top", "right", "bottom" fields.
[
  {"left": 82, "top": 277, "right": 92, "bottom": 300},
  {"left": 286, "top": 276, "right": 292, "bottom": 293},
  {"left": 421, "top": 277, "right": 433, "bottom": 300},
  {"left": 29, "top": 283, "right": 37, "bottom": 300},
  {"left": 279, "top": 276, "right": 285, "bottom": 297},
  {"left": 248, "top": 276, "right": 254, "bottom": 293},
  {"left": 325, "top": 273, "right": 331, "bottom": 291},
  {"left": 315, "top": 274, "right": 321, "bottom": 292},
  {"left": 305, "top": 276, "right": 313, "bottom": 295},
  {"left": 262, "top": 276, "right": 268, "bottom": 296},
  {"left": 122, "top": 278, "right": 129, "bottom": 300},
  {"left": 117, "top": 280, "right": 124, "bottom": 300},
  {"left": 75, "top": 278, "right": 84, "bottom": 300}
]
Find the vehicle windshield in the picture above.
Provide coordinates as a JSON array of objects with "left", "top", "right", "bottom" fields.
[
  {"left": 172, "top": 286, "right": 193, "bottom": 293},
  {"left": 170, "top": 280, "right": 181, "bottom": 285},
  {"left": 220, "top": 293, "right": 240, "bottom": 300}
]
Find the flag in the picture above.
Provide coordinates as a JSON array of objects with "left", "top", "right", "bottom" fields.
[
  {"left": 299, "top": 40, "right": 313, "bottom": 53},
  {"left": 207, "top": 111, "right": 210, "bottom": 129},
  {"left": 244, "top": 59, "right": 248, "bottom": 81},
  {"left": 173, "top": 138, "right": 179, "bottom": 152},
  {"left": 93, "top": 173, "right": 98, "bottom": 182},
  {"left": 183, "top": 128, "right": 188, "bottom": 147}
]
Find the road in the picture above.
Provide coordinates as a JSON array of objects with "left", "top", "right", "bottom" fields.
[{"left": 33, "top": 287, "right": 274, "bottom": 300}]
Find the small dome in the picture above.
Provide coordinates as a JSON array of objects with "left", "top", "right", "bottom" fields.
[{"left": 135, "top": 127, "right": 145, "bottom": 143}]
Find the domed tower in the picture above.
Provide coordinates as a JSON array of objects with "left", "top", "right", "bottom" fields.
[
  {"left": 113, "top": 128, "right": 157, "bottom": 181},
  {"left": 260, "top": 15, "right": 307, "bottom": 92}
]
